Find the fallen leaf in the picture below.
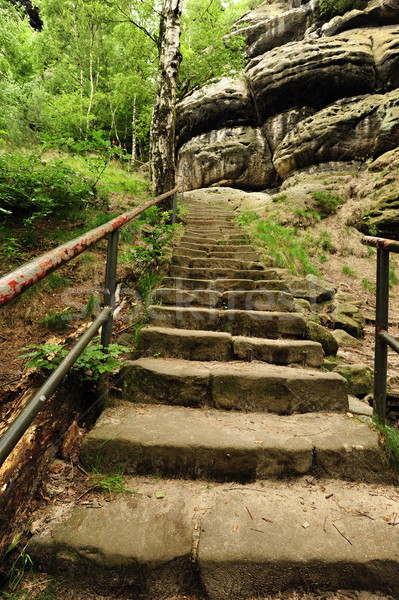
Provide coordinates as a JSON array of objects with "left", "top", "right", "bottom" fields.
[
  {"left": 156, "top": 491, "right": 166, "bottom": 499},
  {"left": 254, "top": 440, "right": 264, "bottom": 444}
]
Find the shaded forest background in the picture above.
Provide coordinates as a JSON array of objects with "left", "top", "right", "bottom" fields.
[{"left": 0, "top": 0, "right": 260, "bottom": 161}]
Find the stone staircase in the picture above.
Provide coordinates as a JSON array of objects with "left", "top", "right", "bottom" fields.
[{"left": 29, "top": 198, "right": 399, "bottom": 599}]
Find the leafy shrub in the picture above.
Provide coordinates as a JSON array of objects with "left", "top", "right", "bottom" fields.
[
  {"left": 317, "top": 0, "right": 364, "bottom": 18},
  {"left": 236, "top": 212, "right": 320, "bottom": 276},
  {"left": 311, "top": 191, "right": 345, "bottom": 217},
  {"left": 126, "top": 209, "right": 178, "bottom": 268},
  {"left": 20, "top": 339, "right": 130, "bottom": 380},
  {"left": 0, "top": 153, "right": 98, "bottom": 223}
]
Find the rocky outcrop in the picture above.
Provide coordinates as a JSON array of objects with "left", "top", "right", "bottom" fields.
[
  {"left": 273, "top": 88, "right": 399, "bottom": 178},
  {"left": 175, "top": 78, "right": 255, "bottom": 149},
  {"left": 246, "top": 33, "right": 375, "bottom": 120},
  {"left": 177, "top": 127, "right": 275, "bottom": 190},
  {"left": 321, "top": 0, "right": 399, "bottom": 36},
  {"left": 231, "top": 2, "right": 318, "bottom": 58},
  {"left": 176, "top": 0, "right": 399, "bottom": 192}
]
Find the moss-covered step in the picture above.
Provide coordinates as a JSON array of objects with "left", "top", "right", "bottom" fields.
[
  {"left": 171, "top": 256, "right": 269, "bottom": 270},
  {"left": 168, "top": 266, "right": 272, "bottom": 280},
  {"left": 139, "top": 327, "right": 324, "bottom": 367},
  {"left": 151, "top": 289, "right": 295, "bottom": 311},
  {"left": 161, "top": 277, "right": 290, "bottom": 292},
  {"left": 147, "top": 305, "right": 307, "bottom": 337},
  {"left": 121, "top": 357, "right": 347, "bottom": 413},
  {"left": 80, "top": 403, "right": 384, "bottom": 482}
]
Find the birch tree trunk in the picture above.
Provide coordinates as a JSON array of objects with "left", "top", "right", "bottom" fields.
[
  {"left": 131, "top": 94, "right": 137, "bottom": 167},
  {"left": 149, "top": 0, "right": 183, "bottom": 209}
]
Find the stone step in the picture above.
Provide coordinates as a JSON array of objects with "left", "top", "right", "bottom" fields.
[
  {"left": 121, "top": 357, "right": 347, "bottom": 414},
  {"left": 152, "top": 288, "right": 295, "bottom": 312},
  {"left": 139, "top": 326, "right": 324, "bottom": 367},
  {"left": 174, "top": 247, "right": 259, "bottom": 260},
  {"left": 28, "top": 478, "right": 398, "bottom": 599},
  {"left": 180, "top": 233, "right": 249, "bottom": 247},
  {"left": 168, "top": 266, "right": 272, "bottom": 280},
  {"left": 179, "top": 243, "right": 256, "bottom": 252},
  {"left": 171, "top": 256, "right": 268, "bottom": 270},
  {"left": 184, "top": 219, "right": 236, "bottom": 226},
  {"left": 181, "top": 233, "right": 249, "bottom": 243},
  {"left": 161, "top": 277, "right": 290, "bottom": 292},
  {"left": 80, "top": 404, "right": 385, "bottom": 483},
  {"left": 147, "top": 305, "right": 307, "bottom": 337}
]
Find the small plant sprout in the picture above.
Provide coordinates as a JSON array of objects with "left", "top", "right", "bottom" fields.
[{"left": 342, "top": 265, "right": 356, "bottom": 277}]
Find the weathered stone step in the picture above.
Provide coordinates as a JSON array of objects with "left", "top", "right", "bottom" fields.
[
  {"left": 139, "top": 326, "right": 324, "bottom": 367},
  {"left": 80, "top": 404, "right": 384, "bottom": 483},
  {"left": 169, "top": 266, "right": 272, "bottom": 280},
  {"left": 185, "top": 219, "right": 236, "bottom": 227},
  {"left": 181, "top": 236, "right": 249, "bottom": 246},
  {"left": 147, "top": 305, "right": 307, "bottom": 337},
  {"left": 174, "top": 247, "right": 259, "bottom": 260},
  {"left": 179, "top": 243, "right": 256, "bottom": 252},
  {"left": 28, "top": 478, "right": 398, "bottom": 599},
  {"left": 152, "top": 288, "right": 295, "bottom": 312},
  {"left": 162, "top": 277, "right": 290, "bottom": 292},
  {"left": 121, "top": 357, "right": 347, "bottom": 414},
  {"left": 181, "top": 233, "right": 248, "bottom": 242},
  {"left": 171, "top": 256, "right": 268, "bottom": 270}
]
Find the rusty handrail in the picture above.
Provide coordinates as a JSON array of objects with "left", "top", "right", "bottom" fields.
[
  {"left": 0, "top": 184, "right": 180, "bottom": 307},
  {"left": 362, "top": 235, "right": 399, "bottom": 420},
  {"left": 0, "top": 181, "right": 183, "bottom": 466}
]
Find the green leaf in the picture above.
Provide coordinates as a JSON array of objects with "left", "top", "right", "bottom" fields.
[{"left": 155, "top": 491, "right": 165, "bottom": 499}]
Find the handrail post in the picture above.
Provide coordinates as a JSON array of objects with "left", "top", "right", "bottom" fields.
[
  {"left": 374, "top": 246, "right": 390, "bottom": 420},
  {"left": 172, "top": 191, "right": 177, "bottom": 225},
  {"left": 101, "top": 229, "right": 119, "bottom": 347}
]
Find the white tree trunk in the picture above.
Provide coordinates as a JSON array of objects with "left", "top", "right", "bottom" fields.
[
  {"left": 149, "top": 0, "right": 183, "bottom": 205},
  {"left": 131, "top": 94, "right": 137, "bottom": 166}
]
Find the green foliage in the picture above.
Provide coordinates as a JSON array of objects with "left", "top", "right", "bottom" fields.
[
  {"left": 317, "top": 0, "right": 363, "bottom": 18},
  {"left": 373, "top": 419, "right": 399, "bottom": 473},
  {"left": 20, "top": 339, "right": 130, "bottom": 380},
  {"left": 82, "top": 293, "right": 101, "bottom": 319},
  {"left": 342, "top": 265, "right": 356, "bottom": 276},
  {"left": 1, "top": 524, "right": 33, "bottom": 593},
  {"left": 272, "top": 193, "right": 288, "bottom": 203},
  {"left": 0, "top": 153, "right": 97, "bottom": 222},
  {"left": 40, "top": 310, "right": 74, "bottom": 331},
  {"left": 179, "top": 0, "right": 248, "bottom": 94},
  {"left": 319, "top": 231, "right": 334, "bottom": 253},
  {"left": 90, "top": 470, "right": 138, "bottom": 495},
  {"left": 44, "top": 273, "right": 71, "bottom": 291},
  {"left": 362, "top": 277, "right": 376, "bottom": 293},
  {"left": 125, "top": 209, "right": 178, "bottom": 268},
  {"left": 311, "top": 190, "right": 345, "bottom": 217},
  {"left": 236, "top": 212, "right": 320, "bottom": 276},
  {"left": 389, "top": 264, "right": 398, "bottom": 287}
]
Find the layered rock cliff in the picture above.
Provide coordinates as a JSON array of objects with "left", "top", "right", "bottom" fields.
[{"left": 176, "top": 0, "right": 399, "bottom": 237}]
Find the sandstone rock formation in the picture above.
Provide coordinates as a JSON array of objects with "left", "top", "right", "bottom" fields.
[{"left": 176, "top": 0, "right": 399, "bottom": 199}]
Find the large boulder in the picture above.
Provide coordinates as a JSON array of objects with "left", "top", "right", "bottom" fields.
[
  {"left": 321, "top": 0, "right": 399, "bottom": 36},
  {"left": 177, "top": 127, "right": 276, "bottom": 191},
  {"left": 371, "top": 26, "right": 399, "bottom": 89},
  {"left": 246, "top": 33, "right": 375, "bottom": 121},
  {"left": 274, "top": 88, "right": 399, "bottom": 178},
  {"left": 175, "top": 78, "right": 256, "bottom": 149},
  {"left": 360, "top": 147, "right": 399, "bottom": 239},
  {"left": 231, "top": 2, "right": 318, "bottom": 58},
  {"left": 263, "top": 107, "right": 316, "bottom": 154}
]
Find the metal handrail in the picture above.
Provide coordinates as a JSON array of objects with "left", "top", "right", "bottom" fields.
[
  {"left": 362, "top": 235, "right": 399, "bottom": 420},
  {"left": 0, "top": 184, "right": 181, "bottom": 307},
  {"left": 0, "top": 183, "right": 182, "bottom": 466}
]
